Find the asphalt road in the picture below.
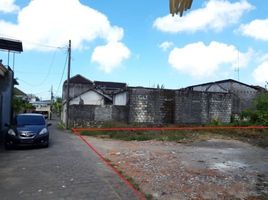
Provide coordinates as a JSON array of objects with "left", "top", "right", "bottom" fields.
[{"left": 0, "top": 120, "right": 140, "bottom": 200}]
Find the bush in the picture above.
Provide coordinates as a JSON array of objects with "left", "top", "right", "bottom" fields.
[{"left": 242, "top": 92, "right": 268, "bottom": 125}]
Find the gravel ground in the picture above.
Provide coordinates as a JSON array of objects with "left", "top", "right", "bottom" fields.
[{"left": 84, "top": 136, "right": 268, "bottom": 200}]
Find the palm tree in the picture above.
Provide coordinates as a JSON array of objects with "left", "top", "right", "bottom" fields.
[{"left": 170, "top": 0, "right": 193, "bottom": 16}]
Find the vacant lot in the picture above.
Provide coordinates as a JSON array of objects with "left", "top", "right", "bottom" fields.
[{"left": 82, "top": 132, "right": 268, "bottom": 200}]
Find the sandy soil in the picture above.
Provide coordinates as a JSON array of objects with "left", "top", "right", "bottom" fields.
[{"left": 84, "top": 136, "right": 268, "bottom": 200}]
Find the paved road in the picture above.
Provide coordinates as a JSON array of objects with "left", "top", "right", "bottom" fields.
[{"left": 0, "top": 120, "right": 140, "bottom": 200}]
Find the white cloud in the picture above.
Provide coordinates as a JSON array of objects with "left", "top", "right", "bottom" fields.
[
  {"left": 153, "top": 0, "right": 253, "bottom": 33},
  {"left": 168, "top": 41, "right": 250, "bottom": 78},
  {"left": 91, "top": 42, "right": 130, "bottom": 73},
  {"left": 0, "top": 0, "right": 130, "bottom": 72},
  {"left": 256, "top": 53, "right": 268, "bottom": 63},
  {"left": 239, "top": 19, "right": 268, "bottom": 41},
  {"left": 159, "top": 41, "right": 174, "bottom": 51},
  {"left": 0, "top": 0, "right": 19, "bottom": 13},
  {"left": 253, "top": 61, "right": 268, "bottom": 84},
  {"left": 0, "top": 0, "right": 124, "bottom": 50}
]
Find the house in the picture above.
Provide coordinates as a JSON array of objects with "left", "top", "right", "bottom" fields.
[
  {"left": 113, "top": 90, "right": 128, "bottom": 106},
  {"left": 28, "top": 94, "right": 40, "bottom": 103},
  {"left": 184, "top": 79, "right": 262, "bottom": 115},
  {"left": 62, "top": 74, "right": 94, "bottom": 101},
  {"left": 70, "top": 89, "right": 112, "bottom": 105},
  {"left": 61, "top": 75, "right": 121, "bottom": 125},
  {"left": 0, "top": 62, "right": 15, "bottom": 142},
  {"left": 31, "top": 100, "right": 52, "bottom": 119},
  {"left": 14, "top": 87, "right": 27, "bottom": 101},
  {"left": 95, "top": 81, "right": 127, "bottom": 95},
  {"left": 63, "top": 75, "right": 265, "bottom": 127}
]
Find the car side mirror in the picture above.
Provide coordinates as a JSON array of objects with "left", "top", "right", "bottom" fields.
[
  {"left": 4, "top": 123, "right": 10, "bottom": 127},
  {"left": 47, "top": 123, "right": 52, "bottom": 127}
]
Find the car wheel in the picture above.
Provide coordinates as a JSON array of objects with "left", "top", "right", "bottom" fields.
[
  {"left": 4, "top": 142, "right": 13, "bottom": 150},
  {"left": 42, "top": 140, "right": 49, "bottom": 148}
]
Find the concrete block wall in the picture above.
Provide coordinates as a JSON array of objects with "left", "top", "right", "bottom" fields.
[
  {"left": 174, "top": 91, "right": 204, "bottom": 124},
  {"left": 175, "top": 90, "right": 232, "bottom": 124},
  {"left": 69, "top": 105, "right": 127, "bottom": 127},
  {"left": 229, "top": 82, "right": 258, "bottom": 114},
  {"left": 207, "top": 92, "right": 232, "bottom": 123},
  {"left": 128, "top": 88, "right": 175, "bottom": 124},
  {"left": 128, "top": 88, "right": 154, "bottom": 123},
  {"left": 69, "top": 88, "right": 234, "bottom": 127}
]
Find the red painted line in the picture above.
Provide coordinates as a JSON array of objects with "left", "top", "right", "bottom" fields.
[
  {"left": 71, "top": 125, "right": 268, "bottom": 199},
  {"left": 72, "top": 125, "right": 268, "bottom": 132},
  {"left": 72, "top": 130, "right": 146, "bottom": 200}
]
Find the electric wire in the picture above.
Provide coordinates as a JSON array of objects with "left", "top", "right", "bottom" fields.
[
  {"left": 0, "top": 36, "right": 69, "bottom": 97},
  {"left": 33, "top": 49, "right": 57, "bottom": 87},
  {"left": 55, "top": 52, "right": 68, "bottom": 97},
  {"left": 16, "top": 49, "right": 58, "bottom": 87},
  {"left": 0, "top": 34, "right": 67, "bottom": 50},
  {"left": 23, "top": 41, "right": 67, "bottom": 50}
]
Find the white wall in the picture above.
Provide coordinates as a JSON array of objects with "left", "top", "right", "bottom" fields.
[
  {"left": 61, "top": 104, "right": 66, "bottom": 123},
  {"left": 113, "top": 92, "right": 127, "bottom": 105},
  {"left": 70, "top": 90, "right": 104, "bottom": 105}
]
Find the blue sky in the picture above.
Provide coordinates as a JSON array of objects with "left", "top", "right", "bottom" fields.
[{"left": 0, "top": 0, "right": 268, "bottom": 99}]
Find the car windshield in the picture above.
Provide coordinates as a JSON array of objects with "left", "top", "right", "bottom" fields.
[{"left": 15, "top": 115, "right": 45, "bottom": 126}]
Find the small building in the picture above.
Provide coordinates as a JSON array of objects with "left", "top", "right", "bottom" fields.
[
  {"left": 184, "top": 79, "right": 262, "bottom": 115},
  {"left": 62, "top": 74, "right": 94, "bottom": 100},
  {"left": 61, "top": 75, "right": 123, "bottom": 125},
  {"left": 0, "top": 63, "right": 15, "bottom": 142},
  {"left": 95, "top": 81, "right": 127, "bottom": 95},
  {"left": 69, "top": 89, "right": 112, "bottom": 106},
  {"left": 14, "top": 87, "right": 27, "bottom": 101},
  {"left": 63, "top": 75, "right": 265, "bottom": 127},
  {"left": 31, "top": 100, "right": 52, "bottom": 119},
  {"left": 113, "top": 90, "right": 128, "bottom": 106}
]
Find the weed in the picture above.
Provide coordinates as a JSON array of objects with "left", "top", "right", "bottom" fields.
[
  {"left": 145, "top": 194, "right": 153, "bottom": 200},
  {"left": 81, "top": 128, "right": 268, "bottom": 148},
  {"left": 57, "top": 121, "right": 65, "bottom": 130}
]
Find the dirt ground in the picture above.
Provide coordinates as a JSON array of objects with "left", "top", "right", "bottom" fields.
[{"left": 84, "top": 136, "right": 268, "bottom": 200}]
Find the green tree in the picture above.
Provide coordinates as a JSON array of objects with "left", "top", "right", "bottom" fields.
[
  {"left": 12, "top": 96, "right": 34, "bottom": 115},
  {"left": 52, "top": 97, "right": 62, "bottom": 114},
  {"left": 242, "top": 92, "right": 268, "bottom": 125}
]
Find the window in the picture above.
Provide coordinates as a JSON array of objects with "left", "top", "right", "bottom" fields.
[{"left": 15, "top": 115, "right": 45, "bottom": 126}]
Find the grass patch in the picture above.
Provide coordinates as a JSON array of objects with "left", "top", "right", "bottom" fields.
[{"left": 81, "top": 128, "right": 268, "bottom": 148}]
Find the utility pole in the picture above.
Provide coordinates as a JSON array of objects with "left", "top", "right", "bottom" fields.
[
  {"left": 50, "top": 85, "right": 53, "bottom": 120},
  {"left": 51, "top": 85, "right": 53, "bottom": 102},
  {"left": 66, "top": 40, "right": 71, "bottom": 129}
]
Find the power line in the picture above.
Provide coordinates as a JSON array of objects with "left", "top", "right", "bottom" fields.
[
  {"left": 24, "top": 41, "right": 67, "bottom": 50},
  {"left": 0, "top": 34, "right": 67, "bottom": 50},
  {"left": 18, "top": 78, "right": 39, "bottom": 87},
  {"left": 32, "top": 50, "right": 57, "bottom": 87},
  {"left": 16, "top": 49, "right": 59, "bottom": 87},
  {"left": 55, "top": 52, "right": 68, "bottom": 96}
]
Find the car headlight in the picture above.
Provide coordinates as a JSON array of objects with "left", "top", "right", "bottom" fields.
[
  {"left": 39, "top": 128, "right": 48, "bottom": 135},
  {"left": 8, "top": 129, "right": 16, "bottom": 136}
]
